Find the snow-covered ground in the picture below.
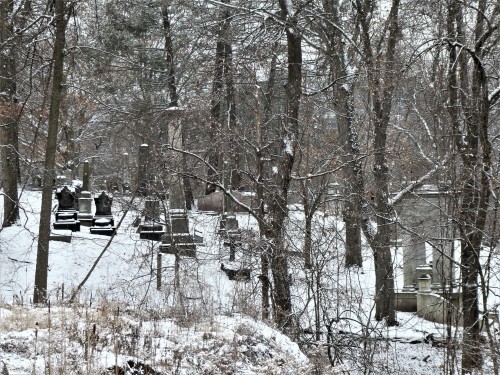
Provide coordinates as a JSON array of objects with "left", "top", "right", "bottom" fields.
[{"left": 0, "top": 189, "right": 497, "bottom": 374}]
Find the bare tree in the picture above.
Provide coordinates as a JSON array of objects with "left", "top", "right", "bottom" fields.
[
  {"left": 353, "top": 0, "right": 401, "bottom": 325},
  {"left": 321, "top": 0, "right": 364, "bottom": 268},
  {"left": 34, "top": 0, "right": 74, "bottom": 304},
  {"left": 445, "top": 0, "right": 499, "bottom": 371}
]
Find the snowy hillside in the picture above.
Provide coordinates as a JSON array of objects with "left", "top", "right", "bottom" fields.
[{"left": 0, "top": 189, "right": 495, "bottom": 374}]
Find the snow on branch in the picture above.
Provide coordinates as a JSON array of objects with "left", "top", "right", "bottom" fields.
[
  {"left": 388, "top": 155, "right": 450, "bottom": 206},
  {"left": 291, "top": 155, "right": 368, "bottom": 181},
  {"left": 489, "top": 84, "right": 500, "bottom": 105}
]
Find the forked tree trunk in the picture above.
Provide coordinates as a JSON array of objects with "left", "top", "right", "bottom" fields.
[{"left": 356, "top": 0, "right": 400, "bottom": 325}]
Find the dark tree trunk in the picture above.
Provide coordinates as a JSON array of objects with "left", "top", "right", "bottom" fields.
[
  {"left": 356, "top": 0, "right": 400, "bottom": 325},
  {"left": 206, "top": 1, "right": 232, "bottom": 195},
  {"left": 34, "top": 0, "right": 70, "bottom": 304},
  {"left": 255, "top": 48, "right": 278, "bottom": 320},
  {"left": 224, "top": 40, "right": 241, "bottom": 190},
  {"left": 263, "top": 0, "right": 302, "bottom": 329},
  {"left": 323, "top": 0, "right": 363, "bottom": 268},
  {"left": 0, "top": 0, "right": 20, "bottom": 227},
  {"left": 445, "top": 1, "right": 494, "bottom": 371}
]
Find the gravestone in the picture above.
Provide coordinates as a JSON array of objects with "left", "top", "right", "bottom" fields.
[
  {"left": 431, "top": 240, "right": 455, "bottom": 290},
  {"left": 56, "top": 186, "right": 76, "bottom": 212},
  {"left": 78, "top": 190, "right": 93, "bottom": 227},
  {"left": 122, "top": 153, "right": 131, "bottom": 193},
  {"left": 139, "top": 199, "right": 164, "bottom": 241},
  {"left": 159, "top": 120, "right": 198, "bottom": 258},
  {"left": 53, "top": 186, "right": 80, "bottom": 232},
  {"left": 395, "top": 186, "right": 456, "bottom": 313},
  {"left": 90, "top": 191, "right": 115, "bottom": 235}
]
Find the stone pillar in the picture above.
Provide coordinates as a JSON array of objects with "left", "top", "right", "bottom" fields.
[
  {"left": 157, "top": 253, "right": 162, "bottom": 290},
  {"left": 403, "top": 234, "right": 426, "bottom": 290},
  {"left": 159, "top": 117, "right": 198, "bottom": 257},
  {"left": 123, "top": 152, "right": 130, "bottom": 184},
  {"left": 418, "top": 273, "right": 432, "bottom": 293},
  {"left": 122, "top": 152, "right": 131, "bottom": 193},
  {"left": 82, "top": 160, "right": 90, "bottom": 191}
]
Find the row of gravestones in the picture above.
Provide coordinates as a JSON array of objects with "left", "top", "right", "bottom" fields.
[{"left": 53, "top": 186, "right": 115, "bottom": 236}]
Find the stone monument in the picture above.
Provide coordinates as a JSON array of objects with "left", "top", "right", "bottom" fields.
[
  {"left": 78, "top": 160, "right": 93, "bottom": 227},
  {"left": 159, "top": 118, "right": 198, "bottom": 258},
  {"left": 53, "top": 186, "right": 80, "bottom": 232},
  {"left": 139, "top": 199, "right": 164, "bottom": 241},
  {"left": 90, "top": 191, "right": 115, "bottom": 236}
]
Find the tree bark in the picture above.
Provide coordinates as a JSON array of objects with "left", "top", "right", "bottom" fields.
[
  {"left": 0, "top": 0, "right": 20, "bottom": 227},
  {"left": 255, "top": 49, "right": 278, "bottom": 320},
  {"left": 206, "top": 1, "right": 232, "bottom": 195},
  {"left": 34, "top": 0, "right": 70, "bottom": 304},
  {"left": 445, "top": 1, "right": 495, "bottom": 371},
  {"left": 162, "top": 3, "right": 194, "bottom": 209},
  {"left": 263, "top": 0, "right": 302, "bottom": 329},
  {"left": 355, "top": 0, "right": 400, "bottom": 325},
  {"left": 323, "top": 0, "right": 363, "bottom": 268}
]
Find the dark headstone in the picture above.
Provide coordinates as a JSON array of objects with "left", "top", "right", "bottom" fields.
[
  {"left": 54, "top": 186, "right": 80, "bottom": 231},
  {"left": 56, "top": 186, "right": 76, "bottom": 211},
  {"left": 94, "top": 191, "right": 113, "bottom": 216}
]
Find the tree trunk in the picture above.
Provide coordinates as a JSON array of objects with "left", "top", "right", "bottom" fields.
[
  {"left": 162, "top": 3, "right": 194, "bottom": 210},
  {"left": 0, "top": 0, "right": 20, "bottom": 227},
  {"left": 254, "top": 50, "right": 278, "bottom": 320},
  {"left": 356, "top": 0, "right": 400, "bottom": 325},
  {"left": 324, "top": 0, "right": 363, "bottom": 268},
  {"left": 206, "top": 1, "right": 232, "bottom": 195},
  {"left": 264, "top": 0, "right": 302, "bottom": 329},
  {"left": 34, "top": 0, "right": 69, "bottom": 304},
  {"left": 445, "top": 1, "right": 495, "bottom": 371}
]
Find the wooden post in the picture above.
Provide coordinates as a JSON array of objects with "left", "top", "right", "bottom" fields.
[{"left": 156, "top": 253, "right": 162, "bottom": 290}]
